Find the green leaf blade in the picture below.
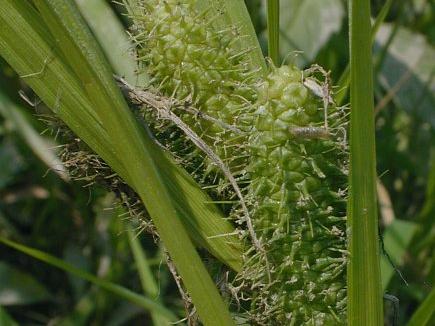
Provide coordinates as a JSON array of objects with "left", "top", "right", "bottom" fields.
[
  {"left": 0, "top": 237, "right": 177, "bottom": 321},
  {"left": 267, "top": 0, "right": 280, "bottom": 65},
  {"left": 348, "top": 0, "right": 384, "bottom": 324}
]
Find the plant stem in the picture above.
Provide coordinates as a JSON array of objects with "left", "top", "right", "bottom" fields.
[
  {"left": 267, "top": 0, "right": 280, "bottom": 66},
  {"left": 348, "top": 0, "right": 384, "bottom": 324},
  {"left": 337, "top": 0, "right": 394, "bottom": 105}
]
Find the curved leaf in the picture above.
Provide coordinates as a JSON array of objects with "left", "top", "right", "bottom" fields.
[
  {"left": 0, "top": 236, "right": 177, "bottom": 321},
  {"left": 407, "top": 286, "right": 435, "bottom": 326}
]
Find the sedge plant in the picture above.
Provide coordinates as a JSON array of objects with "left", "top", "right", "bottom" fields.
[{"left": 0, "top": 0, "right": 385, "bottom": 324}]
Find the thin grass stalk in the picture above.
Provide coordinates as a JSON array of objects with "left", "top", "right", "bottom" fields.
[
  {"left": 337, "top": 0, "right": 394, "bottom": 105},
  {"left": 127, "top": 229, "right": 171, "bottom": 325},
  {"left": 267, "top": 0, "right": 280, "bottom": 66},
  {"left": 406, "top": 278, "right": 435, "bottom": 325},
  {"left": 0, "top": 236, "right": 177, "bottom": 321},
  {"left": 0, "top": 92, "right": 68, "bottom": 180},
  {"left": 74, "top": 0, "right": 148, "bottom": 86},
  {"left": 348, "top": 0, "right": 383, "bottom": 324},
  {"left": 370, "top": 0, "right": 394, "bottom": 44},
  {"left": 216, "top": 0, "right": 267, "bottom": 74}
]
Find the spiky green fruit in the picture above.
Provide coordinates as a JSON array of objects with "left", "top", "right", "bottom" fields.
[
  {"left": 239, "top": 65, "right": 348, "bottom": 325},
  {"left": 127, "top": 1, "right": 349, "bottom": 323},
  {"left": 129, "top": 0, "right": 257, "bottom": 173}
]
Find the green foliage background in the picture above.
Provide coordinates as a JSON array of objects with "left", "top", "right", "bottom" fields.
[{"left": 0, "top": 0, "right": 434, "bottom": 325}]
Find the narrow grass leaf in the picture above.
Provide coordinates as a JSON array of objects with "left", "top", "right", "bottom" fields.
[
  {"left": 127, "top": 229, "right": 159, "bottom": 297},
  {"left": 72, "top": 0, "right": 243, "bottom": 269},
  {"left": 39, "top": 0, "right": 242, "bottom": 272},
  {"left": 371, "top": 0, "right": 394, "bottom": 44},
  {"left": 127, "top": 228, "right": 172, "bottom": 325},
  {"left": 348, "top": 0, "right": 384, "bottom": 324},
  {"left": 0, "top": 91, "right": 68, "bottom": 181},
  {"left": 407, "top": 287, "right": 435, "bottom": 326},
  {"left": 267, "top": 0, "right": 280, "bottom": 65},
  {"left": 337, "top": 0, "right": 394, "bottom": 105},
  {"left": 0, "top": 236, "right": 177, "bottom": 321},
  {"left": 74, "top": 0, "right": 148, "bottom": 86}
]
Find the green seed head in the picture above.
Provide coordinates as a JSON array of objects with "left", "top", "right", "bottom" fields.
[
  {"left": 134, "top": 0, "right": 256, "bottom": 126},
  {"left": 237, "top": 65, "right": 348, "bottom": 325},
  {"left": 129, "top": 0, "right": 259, "bottom": 188},
  {"left": 127, "top": 1, "right": 349, "bottom": 324}
]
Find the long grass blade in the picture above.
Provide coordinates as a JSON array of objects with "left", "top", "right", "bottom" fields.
[
  {"left": 348, "top": 0, "right": 384, "bottom": 324},
  {"left": 337, "top": 0, "right": 394, "bottom": 105},
  {"left": 266, "top": 0, "right": 280, "bottom": 65},
  {"left": 407, "top": 287, "right": 435, "bottom": 326},
  {"left": 74, "top": 0, "right": 148, "bottom": 86},
  {"left": 0, "top": 236, "right": 177, "bottom": 321},
  {"left": 127, "top": 229, "right": 171, "bottom": 325},
  {"left": 195, "top": 0, "right": 267, "bottom": 74},
  {"left": 0, "top": 91, "right": 68, "bottom": 181},
  {"left": 74, "top": 0, "right": 243, "bottom": 270}
]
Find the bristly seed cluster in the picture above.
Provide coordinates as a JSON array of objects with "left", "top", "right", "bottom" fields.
[
  {"left": 236, "top": 65, "right": 348, "bottom": 325},
  {"left": 38, "top": 113, "right": 157, "bottom": 237},
  {"left": 125, "top": 0, "right": 350, "bottom": 324},
  {"left": 32, "top": 0, "right": 351, "bottom": 324},
  {"left": 128, "top": 0, "right": 259, "bottom": 182}
]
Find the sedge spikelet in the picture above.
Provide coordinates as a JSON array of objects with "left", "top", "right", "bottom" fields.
[
  {"left": 126, "top": 1, "right": 350, "bottom": 323},
  {"left": 126, "top": 0, "right": 258, "bottom": 181},
  {"left": 236, "top": 65, "right": 348, "bottom": 325}
]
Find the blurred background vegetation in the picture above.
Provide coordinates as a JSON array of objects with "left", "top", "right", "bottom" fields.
[{"left": 0, "top": 0, "right": 433, "bottom": 325}]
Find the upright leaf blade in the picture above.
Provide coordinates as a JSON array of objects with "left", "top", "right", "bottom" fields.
[
  {"left": 407, "top": 287, "right": 435, "bottom": 326},
  {"left": 348, "top": 0, "right": 383, "bottom": 324},
  {"left": 0, "top": 91, "right": 68, "bottom": 181},
  {"left": 74, "top": 0, "right": 148, "bottom": 86},
  {"left": 194, "top": 0, "right": 267, "bottom": 74},
  {"left": 127, "top": 229, "right": 171, "bottom": 326},
  {"left": 336, "top": 0, "right": 394, "bottom": 105},
  {"left": 267, "top": 0, "right": 280, "bottom": 65}
]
